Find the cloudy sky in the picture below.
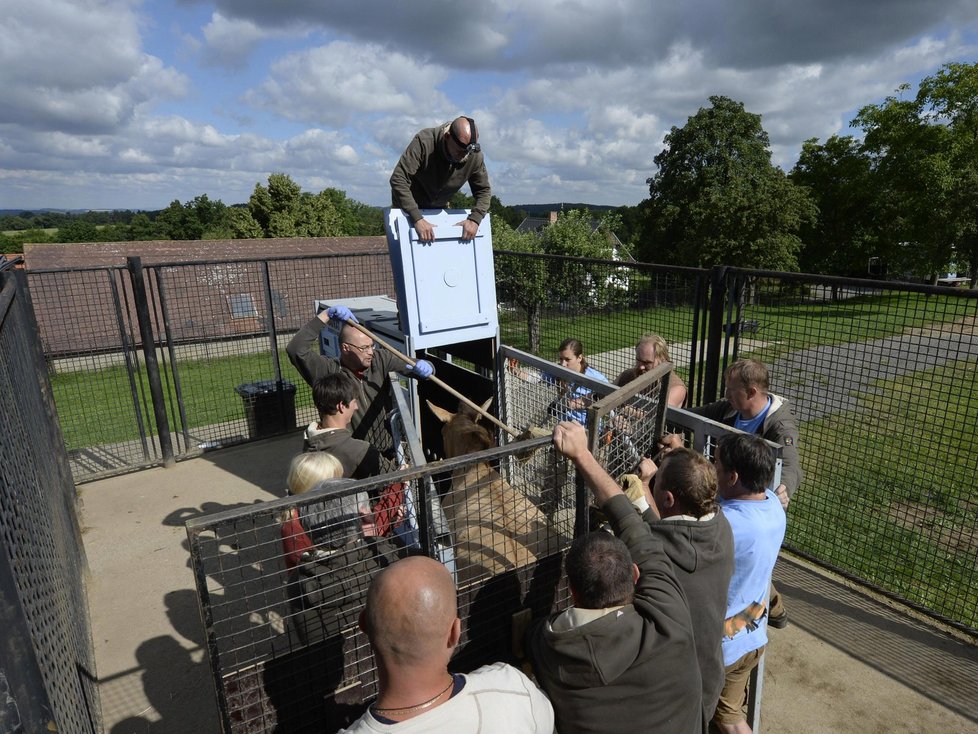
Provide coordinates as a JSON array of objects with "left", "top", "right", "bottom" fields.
[{"left": 2, "top": 0, "right": 977, "bottom": 211}]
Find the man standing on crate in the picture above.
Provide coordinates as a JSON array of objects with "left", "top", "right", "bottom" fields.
[
  {"left": 287, "top": 306, "right": 434, "bottom": 453},
  {"left": 389, "top": 116, "right": 491, "bottom": 242}
]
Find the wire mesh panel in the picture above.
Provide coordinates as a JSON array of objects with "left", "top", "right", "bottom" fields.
[
  {"left": 493, "top": 252, "right": 709, "bottom": 402},
  {"left": 725, "top": 270, "right": 978, "bottom": 634},
  {"left": 27, "top": 267, "right": 159, "bottom": 481},
  {"left": 187, "top": 433, "right": 574, "bottom": 734},
  {"left": 586, "top": 363, "right": 672, "bottom": 481},
  {"left": 497, "top": 345, "right": 620, "bottom": 436},
  {"left": 0, "top": 271, "right": 101, "bottom": 733},
  {"left": 149, "top": 259, "right": 289, "bottom": 455},
  {"left": 268, "top": 253, "right": 397, "bottom": 430},
  {"left": 154, "top": 253, "right": 397, "bottom": 455}
]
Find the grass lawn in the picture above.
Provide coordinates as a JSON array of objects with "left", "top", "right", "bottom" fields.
[
  {"left": 51, "top": 348, "right": 314, "bottom": 448},
  {"left": 740, "top": 290, "right": 974, "bottom": 364},
  {"left": 790, "top": 359, "right": 978, "bottom": 628},
  {"left": 56, "top": 291, "right": 972, "bottom": 449}
]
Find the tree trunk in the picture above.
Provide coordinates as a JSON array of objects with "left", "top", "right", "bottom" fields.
[{"left": 528, "top": 302, "right": 541, "bottom": 354}]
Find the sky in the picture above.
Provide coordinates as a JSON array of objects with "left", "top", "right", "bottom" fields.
[{"left": 1, "top": 0, "right": 977, "bottom": 212}]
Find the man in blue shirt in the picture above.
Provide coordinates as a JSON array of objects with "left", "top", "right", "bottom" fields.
[{"left": 712, "top": 433, "right": 786, "bottom": 734}]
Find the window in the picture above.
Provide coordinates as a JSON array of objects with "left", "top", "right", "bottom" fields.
[{"left": 227, "top": 293, "right": 258, "bottom": 319}]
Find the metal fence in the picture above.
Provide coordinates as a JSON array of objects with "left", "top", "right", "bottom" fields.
[
  {"left": 0, "top": 268, "right": 101, "bottom": 733},
  {"left": 720, "top": 268, "right": 978, "bottom": 636},
  {"left": 186, "top": 391, "right": 567, "bottom": 732},
  {"left": 185, "top": 359, "right": 776, "bottom": 734},
  {"left": 495, "top": 256, "right": 978, "bottom": 635},
  {"left": 23, "top": 247, "right": 978, "bottom": 635},
  {"left": 493, "top": 251, "right": 711, "bottom": 403},
  {"left": 29, "top": 252, "right": 396, "bottom": 481}
]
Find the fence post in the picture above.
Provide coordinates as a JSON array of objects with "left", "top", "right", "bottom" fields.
[
  {"left": 261, "top": 260, "right": 290, "bottom": 432},
  {"left": 127, "top": 257, "right": 175, "bottom": 468},
  {"left": 702, "top": 265, "right": 729, "bottom": 403}
]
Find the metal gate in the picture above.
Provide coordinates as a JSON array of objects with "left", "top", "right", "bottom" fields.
[
  {"left": 0, "top": 268, "right": 101, "bottom": 734},
  {"left": 29, "top": 252, "right": 398, "bottom": 483}
]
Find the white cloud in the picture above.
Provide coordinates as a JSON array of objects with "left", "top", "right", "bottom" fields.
[
  {"left": 199, "top": 11, "right": 307, "bottom": 69},
  {"left": 1, "top": 0, "right": 977, "bottom": 209},
  {"left": 0, "top": 0, "right": 187, "bottom": 133},
  {"left": 245, "top": 41, "right": 453, "bottom": 127}
]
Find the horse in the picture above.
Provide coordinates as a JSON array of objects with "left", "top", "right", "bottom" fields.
[{"left": 427, "top": 399, "right": 556, "bottom": 586}]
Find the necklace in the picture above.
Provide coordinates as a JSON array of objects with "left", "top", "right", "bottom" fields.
[{"left": 371, "top": 677, "right": 455, "bottom": 715}]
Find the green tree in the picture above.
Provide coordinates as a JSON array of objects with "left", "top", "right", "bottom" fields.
[
  {"left": 495, "top": 210, "right": 623, "bottom": 352},
  {"left": 248, "top": 174, "right": 341, "bottom": 238},
  {"left": 224, "top": 207, "right": 264, "bottom": 239},
  {"left": 643, "top": 95, "right": 814, "bottom": 271},
  {"left": 154, "top": 195, "right": 228, "bottom": 240},
  {"left": 915, "top": 62, "right": 978, "bottom": 283},
  {"left": 1, "top": 228, "right": 57, "bottom": 253},
  {"left": 790, "top": 135, "right": 879, "bottom": 276},
  {"left": 854, "top": 87, "right": 957, "bottom": 281},
  {"left": 128, "top": 213, "right": 162, "bottom": 241},
  {"left": 57, "top": 219, "right": 99, "bottom": 242},
  {"left": 494, "top": 221, "right": 549, "bottom": 352},
  {"left": 350, "top": 202, "right": 384, "bottom": 236}
]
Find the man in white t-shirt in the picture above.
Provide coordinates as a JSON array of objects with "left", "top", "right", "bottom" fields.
[{"left": 340, "top": 556, "right": 554, "bottom": 734}]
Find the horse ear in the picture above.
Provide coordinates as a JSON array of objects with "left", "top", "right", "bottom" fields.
[{"left": 427, "top": 400, "right": 454, "bottom": 424}]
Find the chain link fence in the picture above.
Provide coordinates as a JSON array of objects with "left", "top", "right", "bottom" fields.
[
  {"left": 493, "top": 251, "right": 710, "bottom": 402},
  {"left": 187, "top": 407, "right": 566, "bottom": 732},
  {"left": 28, "top": 253, "right": 396, "bottom": 482}
]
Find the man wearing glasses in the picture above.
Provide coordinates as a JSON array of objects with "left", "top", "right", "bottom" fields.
[
  {"left": 390, "top": 116, "right": 491, "bottom": 243},
  {"left": 287, "top": 306, "right": 435, "bottom": 452}
]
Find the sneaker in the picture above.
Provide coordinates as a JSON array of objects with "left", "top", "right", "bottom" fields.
[{"left": 768, "top": 611, "right": 788, "bottom": 629}]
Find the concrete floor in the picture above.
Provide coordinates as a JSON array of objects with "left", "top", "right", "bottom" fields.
[{"left": 79, "top": 432, "right": 978, "bottom": 734}]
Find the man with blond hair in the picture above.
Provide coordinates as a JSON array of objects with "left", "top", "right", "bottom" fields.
[
  {"left": 616, "top": 333, "right": 687, "bottom": 407},
  {"left": 341, "top": 556, "right": 553, "bottom": 733}
]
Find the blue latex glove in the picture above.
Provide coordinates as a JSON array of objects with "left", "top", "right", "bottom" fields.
[
  {"left": 408, "top": 359, "right": 434, "bottom": 379},
  {"left": 327, "top": 304, "right": 358, "bottom": 323}
]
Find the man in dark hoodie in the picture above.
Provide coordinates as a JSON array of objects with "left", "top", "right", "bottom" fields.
[
  {"left": 305, "top": 372, "right": 384, "bottom": 480},
  {"left": 640, "top": 447, "right": 734, "bottom": 731},
  {"left": 527, "top": 421, "right": 702, "bottom": 734}
]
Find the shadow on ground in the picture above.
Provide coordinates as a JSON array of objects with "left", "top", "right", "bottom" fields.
[{"left": 774, "top": 557, "right": 978, "bottom": 724}]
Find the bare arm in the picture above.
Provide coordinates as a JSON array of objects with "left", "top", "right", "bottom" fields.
[{"left": 552, "top": 421, "right": 624, "bottom": 508}]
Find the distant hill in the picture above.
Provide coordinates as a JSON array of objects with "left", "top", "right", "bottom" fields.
[
  {"left": 514, "top": 203, "right": 617, "bottom": 215},
  {"left": 0, "top": 209, "right": 95, "bottom": 216}
]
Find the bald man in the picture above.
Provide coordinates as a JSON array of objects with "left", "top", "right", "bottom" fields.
[
  {"left": 340, "top": 556, "right": 553, "bottom": 733},
  {"left": 615, "top": 333, "right": 687, "bottom": 408},
  {"left": 287, "top": 307, "right": 433, "bottom": 452},
  {"left": 390, "top": 116, "right": 492, "bottom": 242}
]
